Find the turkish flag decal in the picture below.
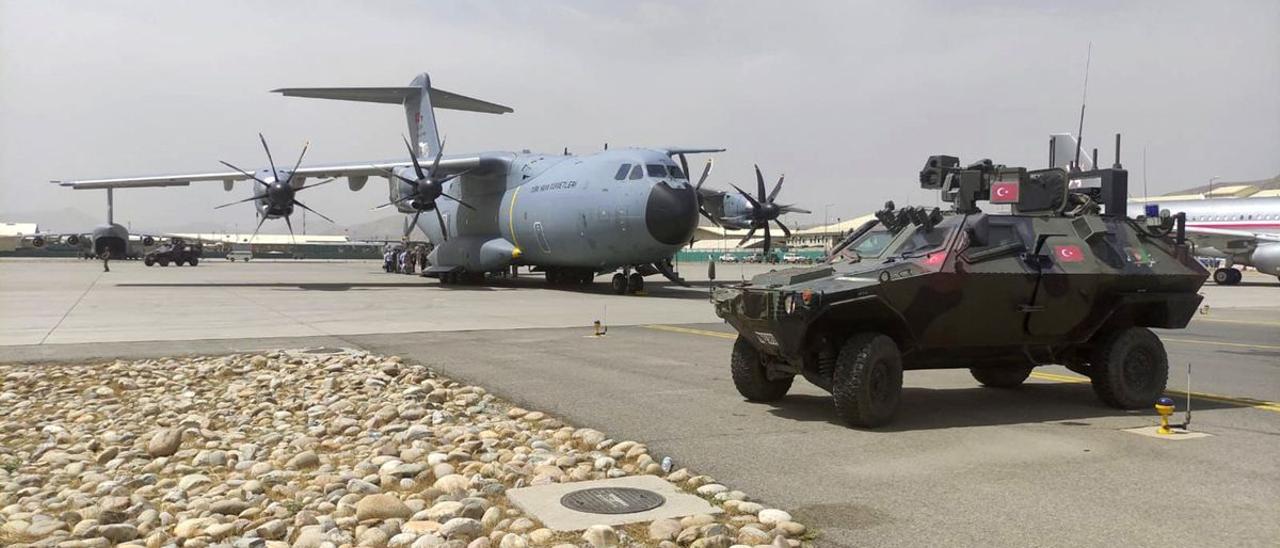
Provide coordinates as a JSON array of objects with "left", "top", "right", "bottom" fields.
[
  {"left": 1054, "top": 245, "right": 1085, "bottom": 262},
  {"left": 991, "top": 181, "right": 1020, "bottom": 203}
]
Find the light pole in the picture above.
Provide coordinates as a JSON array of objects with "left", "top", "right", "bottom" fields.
[
  {"left": 823, "top": 203, "right": 835, "bottom": 245},
  {"left": 1208, "top": 175, "right": 1221, "bottom": 197}
]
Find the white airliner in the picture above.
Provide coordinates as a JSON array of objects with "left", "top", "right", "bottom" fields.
[{"left": 1128, "top": 196, "right": 1280, "bottom": 285}]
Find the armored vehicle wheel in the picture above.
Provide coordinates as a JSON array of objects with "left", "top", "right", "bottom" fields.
[
  {"left": 611, "top": 273, "right": 627, "bottom": 294},
  {"left": 832, "top": 333, "right": 903, "bottom": 428},
  {"left": 627, "top": 272, "right": 645, "bottom": 293},
  {"left": 144, "top": 257, "right": 154, "bottom": 266},
  {"left": 730, "top": 336, "right": 793, "bottom": 402},
  {"left": 1089, "top": 327, "right": 1168, "bottom": 409},
  {"left": 189, "top": 257, "right": 199, "bottom": 266},
  {"left": 970, "top": 366, "right": 1034, "bottom": 388}
]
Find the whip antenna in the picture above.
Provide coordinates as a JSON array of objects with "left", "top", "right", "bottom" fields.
[{"left": 1074, "top": 43, "right": 1092, "bottom": 170}]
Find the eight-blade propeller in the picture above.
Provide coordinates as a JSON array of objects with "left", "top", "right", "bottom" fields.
[
  {"left": 372, "top": 136, "right": 474, "bottom": 240},
  {"left": 730, "top": 164, "right": 810, "bottom": 258},
  {"left": 215, "top": 133, "right": 336, "bottom": 244}
]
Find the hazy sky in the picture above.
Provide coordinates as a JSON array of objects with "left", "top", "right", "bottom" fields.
[{"left": 2, "top": 1, "right": 1277, "bottom": 232}]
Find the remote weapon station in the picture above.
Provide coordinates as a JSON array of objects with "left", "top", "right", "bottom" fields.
[{"left": 712, "top": 135, "right": 1208, "bottom": 427}]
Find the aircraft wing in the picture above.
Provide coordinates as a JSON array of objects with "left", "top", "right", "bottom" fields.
[
  {"left": 52, "top": 155, "right": 493, "bottom": 190},
  {"left": 658, "top": 147, "right": 726, "bottom": 157},
  {"left": 1184, "top": 226, "right": 1280, "bottom": 251}
]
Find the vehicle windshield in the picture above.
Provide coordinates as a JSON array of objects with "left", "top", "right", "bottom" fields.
[{"left": 888, "top": 221, "right": 959, "bottom": 258}]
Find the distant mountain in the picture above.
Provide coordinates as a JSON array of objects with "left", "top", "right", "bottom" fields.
[
  {"left": 346, "top": 214, "right": 410, "bottom": 241},
  {"left": 0, "top": 207, "right": 101, "bottom": 233}
]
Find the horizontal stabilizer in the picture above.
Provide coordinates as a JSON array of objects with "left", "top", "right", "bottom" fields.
[{"left": 272, "top": 86, "right": 513, "bottom": 114}]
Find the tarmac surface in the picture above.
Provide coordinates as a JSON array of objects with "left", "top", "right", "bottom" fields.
[{"left": 3, "top": 258, "right": 1278, "bottom": 546}]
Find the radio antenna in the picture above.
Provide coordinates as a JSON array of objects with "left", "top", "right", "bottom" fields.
[{"left": 1073, "top": 43, "right": 1092, "bottom": 170}]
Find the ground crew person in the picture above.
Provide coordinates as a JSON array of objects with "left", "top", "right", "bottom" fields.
[{"left": 100, "top": 249, "right": 111, "bottom": 272}]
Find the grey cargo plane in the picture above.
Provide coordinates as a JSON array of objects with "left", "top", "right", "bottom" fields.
[{"left": 55, "top": 72, "right": 724, "bottom": 293}]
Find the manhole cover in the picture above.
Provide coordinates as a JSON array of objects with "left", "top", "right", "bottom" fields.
[{"left": 560, "top": 487, "right": 666, "bottom": 515}]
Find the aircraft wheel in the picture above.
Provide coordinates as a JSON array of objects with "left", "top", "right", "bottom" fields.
[
  {"left": 144, "top": 257, "right": 154, "bottom": 267},
  {"left": 1089, "top": 327, "right": 1168, "bottom": 409},
  {"left": 1230, "top": 268, "right": 1243, "bottom": 284},
  {"left": 627, "top": 272, "right": 644, "bottom": 294},
  {"left": 832, "top": 332, "right": 903, "bottom": 428},
  {"left": 611, "top": 273, "right": 626, "bottom": 295},
  {"left": 1213, "top": 268, "right": 1239, "bottom": 285},
  {"left": 730, "top": 335, "right": 793, "bottom": 402},
  {"left": 970, "top": 366, "right": 1034, "bottom": 388},
  {"left": 159, "top": 259, "right": 169, "bottom": 267},
  {"left": 189, "top": 257, "right": 199, "bottom": 266}
]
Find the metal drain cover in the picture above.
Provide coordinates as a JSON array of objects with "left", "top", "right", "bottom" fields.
[{"left": 560, "top": 487, "right": 666, "bottom": 514}]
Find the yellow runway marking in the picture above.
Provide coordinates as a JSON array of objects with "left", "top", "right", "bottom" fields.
[{"left": 644, "top": 324, "right": 1280, "bottom": 414}]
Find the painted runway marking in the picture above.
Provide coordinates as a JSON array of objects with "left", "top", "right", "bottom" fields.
[{"left": 644, "top": 324, "right": 1280, "bottom": 414}]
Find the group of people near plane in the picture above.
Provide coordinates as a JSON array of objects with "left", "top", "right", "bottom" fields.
[{"left": 383, "top": 244, "right": 429, "bottom": 275}]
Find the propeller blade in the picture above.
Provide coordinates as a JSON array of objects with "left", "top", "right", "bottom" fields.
[
  {"left": 774, "top": 219, "right": 792, "bottom": 238},
  {"left": 678, "top": 154, "right": 690, "bottom": 185},
  {"left": 737, "top": 226, "right": 757, "bottom": 248},
  {"left": 698, "top": 206, "right": 720, "bottom": 227},
  {"left": 696, "top": 159, "right": 713, "bottom": 190},
  {"left": 285, "top": 141, "right": 310, "bottom": 187},
  {"left": 405, "top": 210, "right": 422, "bottom": 239},
  {"left": 430, "top": 136, "right": 447, "bottom": 177},
  {"left": 729, "top": 183, "right": 762, "bottom": 209},
  {"left": 248, "top": 215, "right": 268, "bottom": 244},
  {"left": 402, "top": 134, "right": 425, "bottom": 180},
  {"left": 763, "top": 222, "right": 772, "bottom": 258},
  {"left": 768, "top": 173, "right": 786, "bottom": 202},
  {"left": 754, "top": 164, "right": 767, "bottom": 202},
  {"left": 439, "top": 192, "right": 475, "bottom": 210},
  {"left": 370, "top": 194, "right": 414, "bottom": 211},
  {"left": 283, "top": 215, "right": 296, "bottom": 247},
  {"left": 294, "top": 177, "right": 336, "bottom": 192},
  {"left": 292, "top": 199, "right": 334, "bottom": 224},
  {"left": 214, "top": 194, "right": 265, "bottom": 210},
  {"left": 259, "top": 133, "right": 279, "bottom": 179},
  {"left": 434, "top": 207, "right": 449, "bottom": 241},
  {"left": 219, "top": 160, "right": 270, "bottom": 187}
]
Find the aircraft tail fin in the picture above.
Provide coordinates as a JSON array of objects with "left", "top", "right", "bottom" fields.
[
  {"left": 1049, "top": 133, "right": 1094, "bottom": 172},
  {"left": 273, "top": 73, "right": 512, "bottom": 158}
]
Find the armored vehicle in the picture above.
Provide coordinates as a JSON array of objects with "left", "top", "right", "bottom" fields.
[
  {"left": 712, "top": 138, "right": 1208, "bottom": 427},
  {"left": 144, "top": 238, "right": 202, "bottom": 267}
]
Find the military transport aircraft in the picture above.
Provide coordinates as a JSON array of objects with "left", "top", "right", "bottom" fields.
[{"left": 54, "top": 72, "right": 724, "bottom": 294}]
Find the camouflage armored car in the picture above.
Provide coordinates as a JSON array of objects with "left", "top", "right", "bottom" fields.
[{"left": 712, "top": 141, "right": 1208, "bottom": 427}]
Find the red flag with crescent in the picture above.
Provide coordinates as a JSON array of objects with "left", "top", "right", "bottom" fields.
[
  {"left": 1054, "top": 245, "right": 1085, "bottom": 262},
  {"left": 991, "top": 181, "right": 1019, "bottom": 203}
]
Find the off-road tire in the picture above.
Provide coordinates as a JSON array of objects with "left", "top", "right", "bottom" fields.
[
  {"left": 970, "top": 366, "right": 1034, "bottom": 388},
  {"left": 730, "top": 335, "right": 793, "bottom": 402},
  {"left": 832, "top": 333, "right": 903, "bottom": 428},
  {"left": 1089, "top": 327, "right": 1168, "bottom": 409}
]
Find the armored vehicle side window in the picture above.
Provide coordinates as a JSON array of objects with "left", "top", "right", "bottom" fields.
[
  {"left": 646, "top": 164, "right": 668, "bottom": 178},
  {"left": 889, "top": 219, "right": 960, "bottom": 258},
  {"left": 629, "top": 165, "right": 644, "bottom": 180},
  {"left": 844, "top": 224, "right": 895, "bottom": 259},
  {"left": 614, "top": 164, "right": 631, "bottom": 180}
]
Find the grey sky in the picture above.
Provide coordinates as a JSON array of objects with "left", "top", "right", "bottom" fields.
[{"left": 2, "top": 0, "right": 1277, "bottom": 232}]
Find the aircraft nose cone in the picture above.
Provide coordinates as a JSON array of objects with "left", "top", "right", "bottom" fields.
[{"left": 645, "top": 181, "right": 699, "bottom": 245}]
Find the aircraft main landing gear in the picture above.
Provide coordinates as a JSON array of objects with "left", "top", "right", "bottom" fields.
[
  {"left": 1213, "top": 267, "right": 1242, "bottom": 285},
  {"left": 610, "top": 268, "right": 645, "bottom": 295}
]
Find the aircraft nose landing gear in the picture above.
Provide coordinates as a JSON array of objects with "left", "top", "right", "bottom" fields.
[{"left": 1212, "top": 267, "right": 1242, "bottom": 285}]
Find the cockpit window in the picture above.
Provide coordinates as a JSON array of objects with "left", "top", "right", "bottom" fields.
[
  {"left": 646, "top": 164, "right": 668, "bottom": 178},
  {"left": 628, "top": 165, "right": 644, "bottom": 180},
  {"left": 614, "top": 164, "right": 631, "bottom": 180},
  {"left": 668, "top": 165, "right": 686, "bottom": 179}
]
